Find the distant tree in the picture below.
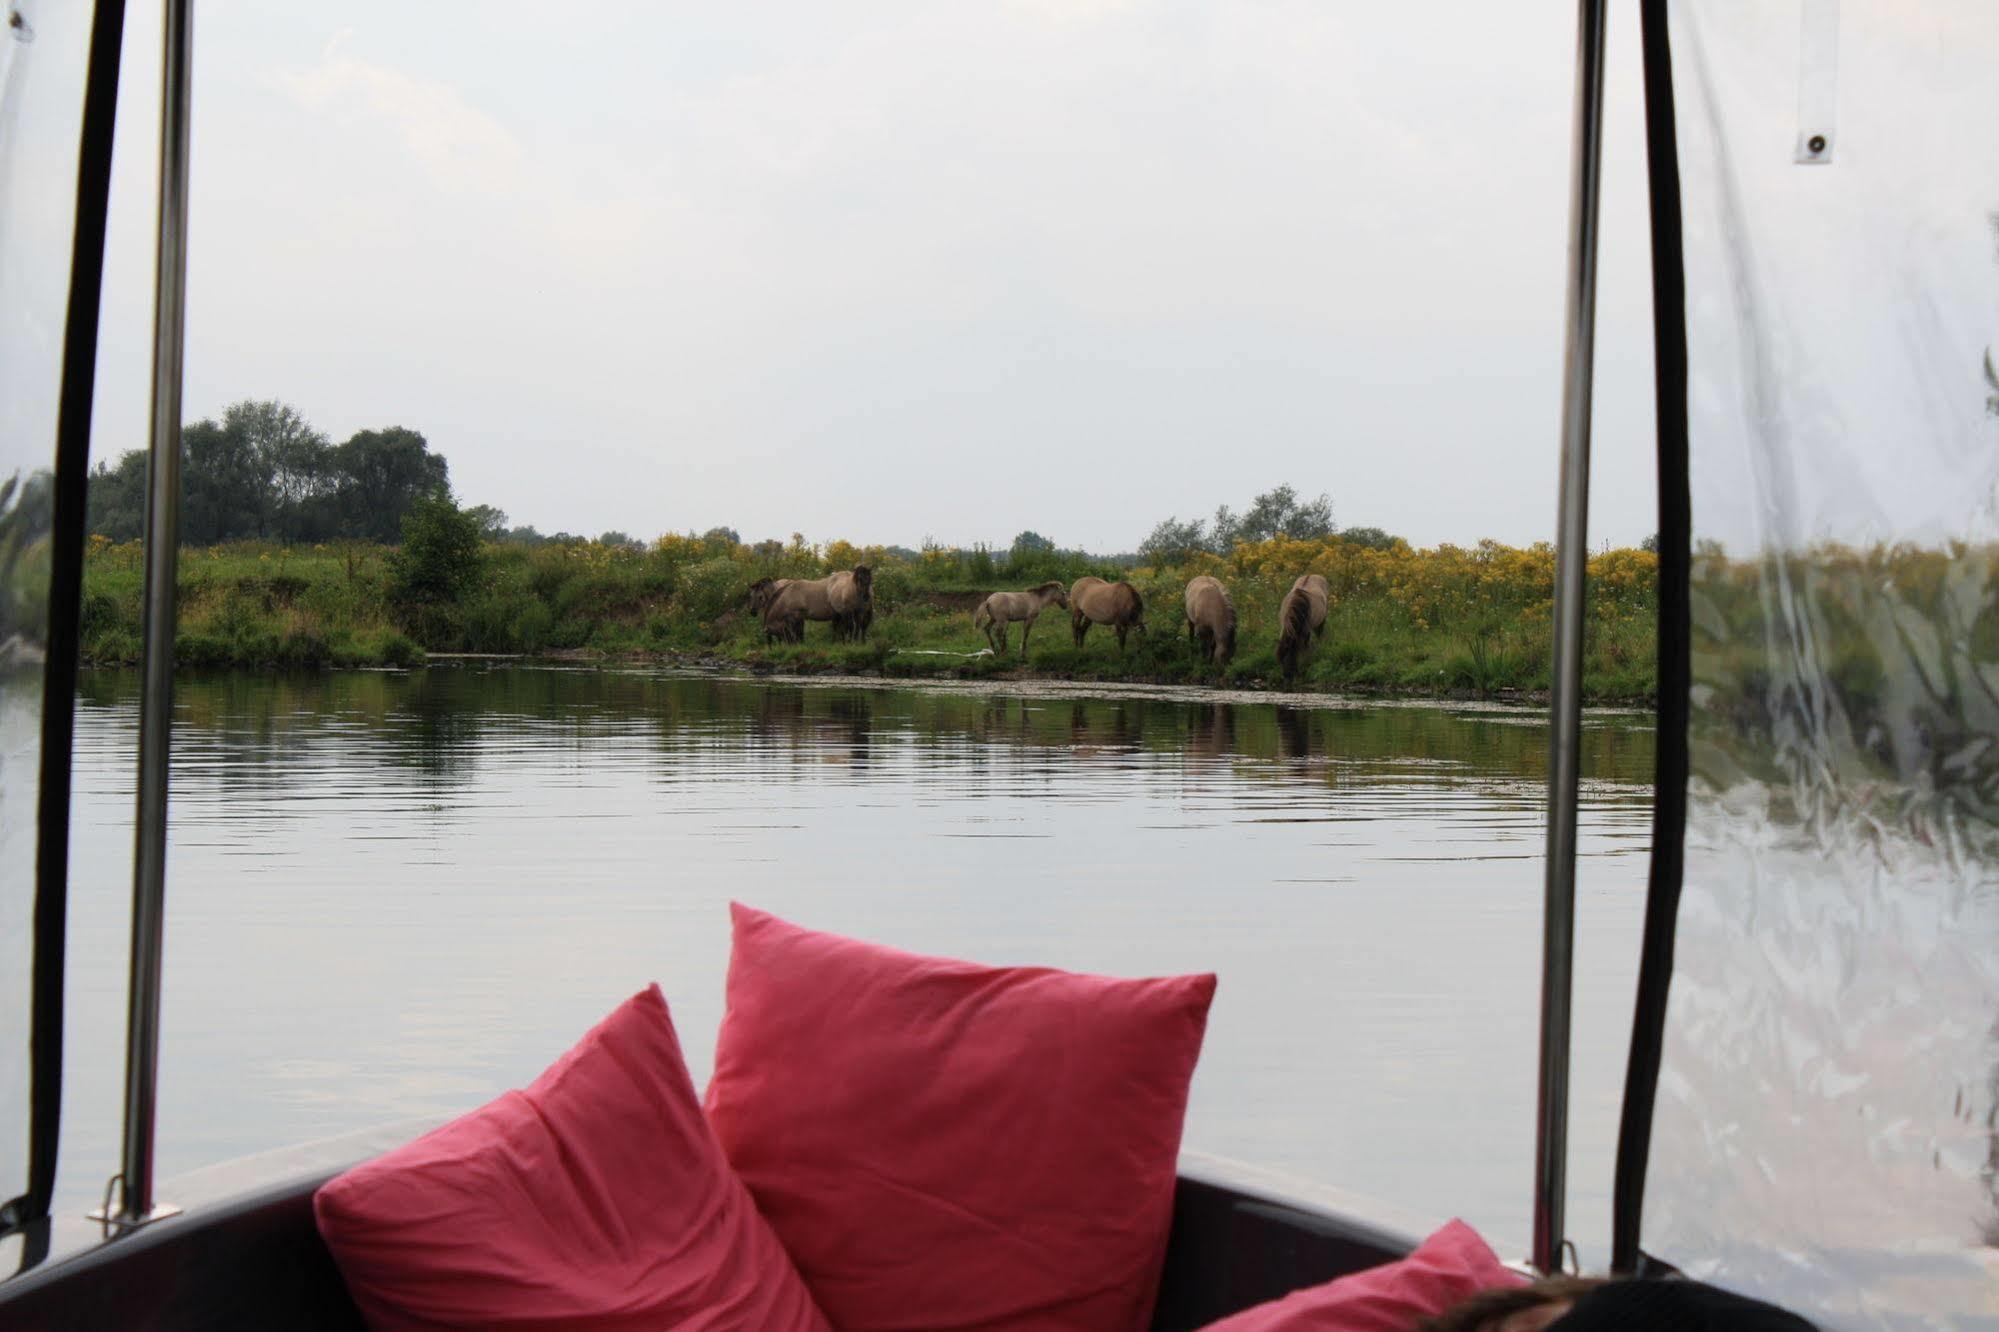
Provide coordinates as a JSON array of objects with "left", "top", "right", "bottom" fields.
[
  {"left": 1208, "top": 504, "right": 1240, "bottom": 553},
  {"left": 1639, "top": 532, "right": 1660, "bottom": 554},
  {"left": 1004, "top": 529, "right": 1060, "bottom": 578},
  {"left": 85, "top": 450, "right": 148, "bottom": 540},
  {"left": 331, "top": 427, "right": 449, "bottom": 542},
  {"left": 599, "top": 530, "right": 640, "bottom": 548},
  {"left": 1139, "top": 516, "right": 1209, "bottom": 566},
  {"left": 86, "top": 407, "right": 466, "bottom": 546},
  {"left": 500, "top": 524, "right": 546, "bottom": 545},
  {"left": 223, "top": 400, "right": 330, "bottom": 538},
  {"left": 1237, "top": 484, "right": 1333, "bottom": 543},
  {"left": 389, "top": 493, "right": 485, "bottom": 606},
  {"left": 699, "top": 526, "right": 742, "bottom": 549},
  {"left": 1337, "top": 526, "right": 1401, "bottom": 551},
  {"left": 1139, "top": 484, "right": 1336, "bottom": 557},
  {"left": 462, "top": 504, "right": 509, "bottom": 539},
  {"left": 180, "top": 418, "right": 264, "bottom": 545}
]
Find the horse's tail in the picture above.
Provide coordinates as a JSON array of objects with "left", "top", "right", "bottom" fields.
[
  {"left": 973, "top": 599, "right": 992, "bottom": 631},
  {"left": 1278, "top": 590, "right": 1310, "bottom": 677}
]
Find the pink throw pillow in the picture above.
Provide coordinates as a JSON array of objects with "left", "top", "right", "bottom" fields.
[
  {"left": 704, "top": 903, "right": 1218, "bottom": 1332},
  {"left": 314, "top": 985, "right": 829, "bottom": 1332},
  {"left": 1199, "top": 1219, "right": 1525, "bottom": 1331}
]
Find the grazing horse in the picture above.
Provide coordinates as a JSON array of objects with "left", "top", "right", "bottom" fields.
[
  {"left": 762, "top": 566, "right": 874, "bottom": 643},
  {"left": 1069, "top": 576, "right": 1147, "bottom": 652},
  {"left": 1276, "top": 573, "right": 1329, "bottom": 680},
  {"left": 972, "top": 581, "right": 1068, "bottom": 656},
  {"left": 1183, "top": 575, "right": 1236, "bottom": 668}
]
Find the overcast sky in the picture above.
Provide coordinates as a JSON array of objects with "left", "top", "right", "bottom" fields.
[{"left": 87, "top": 1, "right": 1661, "bottom": 552}]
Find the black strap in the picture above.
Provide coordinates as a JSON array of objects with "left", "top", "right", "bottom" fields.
[
  {"left": 1611, "top": 0, "right": 1692, "bottom": 1275},
  {"left": 2, "top": 0, "right": 130, "bottom": 1248}
]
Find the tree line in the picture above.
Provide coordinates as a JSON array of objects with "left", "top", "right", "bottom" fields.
[
  {"left": 1138, "top": 484, "right": 1398, "bottom": 564},
  {"left": 83, "top": 400, "right": 1406, "bottom": 568},
  {"left": 86, "top": 401, "right": 454, "bottom": 546}
]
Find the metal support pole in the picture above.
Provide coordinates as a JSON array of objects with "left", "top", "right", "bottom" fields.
[
  {"left": 94, "top": 0, "right": 194, "bottom": 1233},
  {"left": 1533, "top": 0, "right": 1607, "bottom": 1278}
]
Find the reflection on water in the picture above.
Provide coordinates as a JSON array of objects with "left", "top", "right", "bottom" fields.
[{"left": 58, "top": 666, "right": 1650, "bottom": 1261}]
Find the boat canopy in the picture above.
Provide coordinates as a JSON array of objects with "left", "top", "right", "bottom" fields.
[{"left": 1617, "top": 1, "right": 1999, "bottom": 1322}]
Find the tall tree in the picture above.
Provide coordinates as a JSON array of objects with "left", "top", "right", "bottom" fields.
[
  {"left": 1139, "top": 516, "right": 1208, "bottom": 566},
  {"left": 85, "top": 450, "right": 148, "bottom": 540},
  {"left": 222, "top": 400, "right": 331, "bottom": 538},
  {"left": 331, "top": 427, "right": 450, "bottom": 542},
  {"left": 1236, "top": 484, "right": 1334, "bottom": 543},
  {"left": 1208, "top": 505, "right": 1240, "bottom": 553},
  {"left": 181, "top": 418, "right": 264, "bottom": 545},
  {"left": 463, "top": 504, "right": 509, "bottom": 539},
  {"left": 84, "top": 406, "right": 458, "bottom": 545}
]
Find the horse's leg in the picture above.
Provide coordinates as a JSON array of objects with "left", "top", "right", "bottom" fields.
[
  {"left": 1116, "top": 624, "right": 1128, "bottom": 653},
  {"left": 1019, "top": 614, "right": 1033, "bottom": 658},
  {"left": 997, "top": 622, "right": 1008, "bottom": 654}
]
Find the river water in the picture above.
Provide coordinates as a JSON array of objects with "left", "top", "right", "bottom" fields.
[{"left": 55, "top": 665, "right": 1653, "bottom": 1263}]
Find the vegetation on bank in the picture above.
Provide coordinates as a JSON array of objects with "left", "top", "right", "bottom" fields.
[
  {"left": 66, "top": 399, "right": 1656, "bottom": 698},
  {"left": 79, "top": 511, "right": 1660, "bottom": 700}
]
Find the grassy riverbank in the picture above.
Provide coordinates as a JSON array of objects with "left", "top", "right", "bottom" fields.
[{"left": 78, "top": 533, "right": 1659, "bottom": 700}]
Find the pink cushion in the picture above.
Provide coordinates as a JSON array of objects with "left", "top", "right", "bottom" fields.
[
  {"left": 1198, "top": 1219, "right": 1525, "bottom": 1331},
  {"left": 314, "top": 985, "right": 829, "bottom": 1332},
  {"left": 704, "top": 903, "right": 1217, "bottom": 1332}
]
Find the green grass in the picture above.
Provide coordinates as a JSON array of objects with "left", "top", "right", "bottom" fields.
[{"left": 78, "top": 536, "right": 1658, "bottom": 701}]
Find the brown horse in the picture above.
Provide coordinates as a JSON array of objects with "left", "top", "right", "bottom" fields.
[
  {"left": 762, "top": 566, "right": 873, "bottom": 643},
  {"left": 748, "top": 577, "right": 791, "bottom": 620},
  {"left": 1276, "top": 573, "right": 1329, "bottom": 680},
  {"left": 972, "top": 581, "right": 1068, "bottom": 656},
  {"left": 1069, "top": 576, "right": 1147, "bottom": 652},
  {"left": 1182, "top": 575, "right": 1236, "bottom": 668}
]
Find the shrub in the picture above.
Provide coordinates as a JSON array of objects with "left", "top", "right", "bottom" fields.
[
  {"left": 389, "top": 495, "right": 485, "bottom": 609},
  {"left": 677, "top": 557, "right": 753, "bottom": 624}
]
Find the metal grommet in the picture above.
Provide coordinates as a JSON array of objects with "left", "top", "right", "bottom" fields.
[{"left": 1807, "top": 134, "right": 1828, "bottom": 155}]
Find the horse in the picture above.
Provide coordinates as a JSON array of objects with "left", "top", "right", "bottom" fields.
[
  {"left": 1275, "top": 573, "right": 1329, "bottom": 680},
  {"left": 748, "top": 577, "right": 791, "bottom": 620},
  {"left": 972, "top": 581, "right": 1068, "bottom": 656},
  {"left": 762, "top": 566, "right": 873, "bottom": 643},
  {"left": 1069, "top": 576, "right": 1147, "bottom": 652},
  {"left": 1183, "top": 575, "right": 1236, "bottom": 668},
  {"left": 832, "top": 565, "right": 874, "bottom": 641}
]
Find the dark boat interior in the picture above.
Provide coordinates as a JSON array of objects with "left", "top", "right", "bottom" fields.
[{"left": 0, "top": 1134, "right": 1421, "bottom": 1330}]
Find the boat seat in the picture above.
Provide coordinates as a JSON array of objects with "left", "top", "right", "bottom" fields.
[{"left": 0, "top": 1148, "right": 1418, "bottom": 1332}]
